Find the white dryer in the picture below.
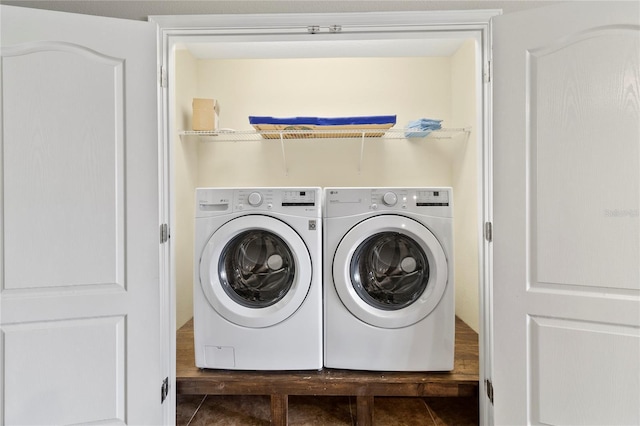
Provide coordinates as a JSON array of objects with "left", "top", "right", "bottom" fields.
[
  {"left": 324, "top": 187, "right": 454, "bottom": 371},
  {"left": 194, "top": 187, "right": 322, "bottom": 370}
]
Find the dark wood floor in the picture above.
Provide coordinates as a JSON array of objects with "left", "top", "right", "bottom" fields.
[
  {"left": 177, "top": 394, "right": 479, "bottom": 425},
  {"left": 176, "top": 317, "right": 479, "bottom": 425}
]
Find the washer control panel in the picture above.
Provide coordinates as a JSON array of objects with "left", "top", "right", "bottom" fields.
[
  {"left": 282, "top": 190, "right": 316, "bottom": 207},
  {"left": 370, "top": 189, "right": 409, "bottom": 211},
  {"left": 196, "top": 187, "right": 321, "bottom": 218},
  {"left": 416, "top": 189, "right": 450, "bottom": 207},
  {"left": 325, "top": 187, "right": 452, "bottom": 218}
]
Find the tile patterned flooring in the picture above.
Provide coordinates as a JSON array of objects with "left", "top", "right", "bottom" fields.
[{"left": 177, "top": 394, "right": 479, "bottom": 425}]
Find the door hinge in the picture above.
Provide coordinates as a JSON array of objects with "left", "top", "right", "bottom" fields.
[
  {"left": 160, "top": 223, "right": 169, "bottom": 244},
  {"left": 161, "top": 377, "right": 169, "bottom": 403},
  {"left": 484, "top": 60, "right": 491, "bottom": 83},
  {"left": 485, "top": 379, "right": 494, "bottom": 404},
  {"left": 484, "top": 221, "right": 493, "bottom": 242},
  {"left": 307, "top": 25, "right": 342, "bottom": 34},
  {"left": 160, "top": 65, "right": 167, "bottom": 88}
]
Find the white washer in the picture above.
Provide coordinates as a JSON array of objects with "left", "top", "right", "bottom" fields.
[
  {"left": 324, "top": 187, "right": 454, "bottom": 371},
  {"left": 194, "top": 187, "right": 322, "bottom": 370}
]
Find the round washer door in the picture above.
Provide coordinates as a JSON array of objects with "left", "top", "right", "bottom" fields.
[
  {"left": 333, "top": 215, "right": 448, "bottom": 329},
  {"left": 200, "top": 215, "right": 312, "bottom": 328}
]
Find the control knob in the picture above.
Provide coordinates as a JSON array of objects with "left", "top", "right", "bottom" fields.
[
  {"left": 248, "top": 192, "right": 263, "bottom": 206},
  {"left": 382, "top": 191, "right": 398, "bottom": 206}
]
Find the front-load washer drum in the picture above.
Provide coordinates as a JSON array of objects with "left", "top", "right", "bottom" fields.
[
  {"left": 333, "top": 215, "right": 448, "bottom": 329},
  {"left": 219, "top": 230, "right": 295, "bottom": 308},
  {"left": 351, "top": 232, "right": 429, "bottom": 310},
  {"left": 200, "top": 215, "right": 312, "bottom": 328}
]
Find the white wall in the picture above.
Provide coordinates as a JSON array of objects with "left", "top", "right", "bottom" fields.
[{"left": 175, "top": 49, "right": 481, "bottom": 332}]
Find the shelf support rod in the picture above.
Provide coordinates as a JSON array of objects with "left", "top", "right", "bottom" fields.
[
  {"left": 279, "top": 132, "right": 288, "bottom": 176},
  {"left": 358, "top": 131, "right": 365, "bottom": 173}
]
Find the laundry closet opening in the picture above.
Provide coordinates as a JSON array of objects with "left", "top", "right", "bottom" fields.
[{"left": 171, "top": 31, "right": 483, "bottom": 339}]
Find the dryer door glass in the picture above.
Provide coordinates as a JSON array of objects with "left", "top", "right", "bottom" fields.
[
  {"left": 219, "top": 230, "right": 295, "bottom": 308},
  {"left": 350, "top": 232, "right": 429, "bottom": 310}
]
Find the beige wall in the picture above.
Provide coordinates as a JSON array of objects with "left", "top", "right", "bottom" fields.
[
  {"left": 175, "top": 49, "right": 480, "bottom": 332},
  {"left": 174, "top": 50, "right": 199, "bottom": 328},
  {"left": 195, "top": 57, "right": 454, "bottom": 188},
  {"left": 451, "top": 40, "right": 480, "bottom": 332}
]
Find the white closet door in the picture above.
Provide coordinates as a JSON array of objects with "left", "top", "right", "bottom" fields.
[
  {"left": 493, "top": 2, "right": 639, "bottom": 425},
  {"left": 0, "top": 5, "right": 164, "bottom": 425}
]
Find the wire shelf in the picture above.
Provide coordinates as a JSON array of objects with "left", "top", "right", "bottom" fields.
[
  {"left": 179, "top": 126, "right": 471, "bottom": 175},
  {"left": 179, "top": 127, "right": 470, "bottom": 142}
]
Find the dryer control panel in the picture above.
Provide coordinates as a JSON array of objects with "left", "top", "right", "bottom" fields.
[{"left": 325, "top": 187, "right": 453, "bottom": 218}]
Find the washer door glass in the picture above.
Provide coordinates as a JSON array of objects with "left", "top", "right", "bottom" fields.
[
  {"left": 219, "top": 230, "right": 295, "bottom": 308},
  {"left": 350, "top": 232, "right": 429, "bottom": 311},
  {"left": 333, "top": 215, "right": 449, "bottom": 329},
  {"left": 200, "top": 215, "right": 312, "bottom": 328}
]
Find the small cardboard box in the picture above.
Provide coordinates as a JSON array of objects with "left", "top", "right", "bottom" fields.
[{"left": 192, "top": 98, "right": 219, "bottom": 131}]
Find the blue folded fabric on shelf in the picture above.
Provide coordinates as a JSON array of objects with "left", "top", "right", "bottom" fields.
[
  {"left": 404, "top": 118, "right": 442, "bottom": 138},
  {"left": 249, "top": 115, "right": 397, "bottom": 126}
]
